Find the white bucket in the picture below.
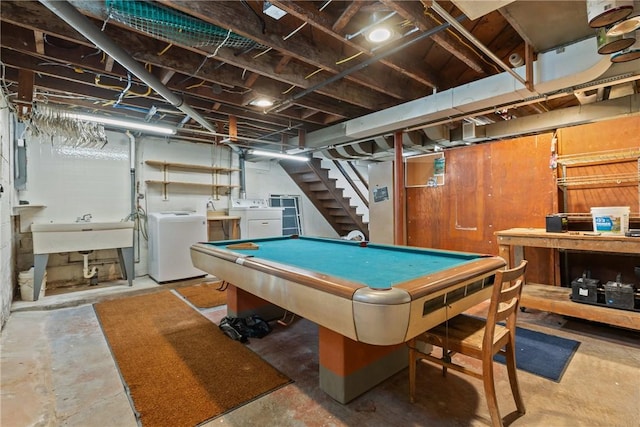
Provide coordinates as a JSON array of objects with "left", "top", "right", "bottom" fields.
[
  {"left": 18, "top": 267, "right": 46, "bottom": 301},
  {"left": 591, "top": 206, "right": 630, "bottom": 235}
]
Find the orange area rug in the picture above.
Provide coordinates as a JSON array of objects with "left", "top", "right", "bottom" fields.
[
  {"left": 176, "top": 281, "right": 227, "bottom": 308},
  {"left": 94, "top": 291, "right": 290, "bottom": 427}
]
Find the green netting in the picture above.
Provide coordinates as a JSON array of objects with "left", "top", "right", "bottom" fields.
[{"left": 106, "top": 0, "right": 264, "bottom": 50}]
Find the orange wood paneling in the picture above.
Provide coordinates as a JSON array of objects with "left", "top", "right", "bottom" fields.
[
  {"left": 558, "top": 115, "right": 640, "bottom": 155},
  {"left": 407, "top": 133, "right": 557, "bottom": 285},
  {"left": 407, "top": 116, "right": 640, "bottom": 286},
  {"left": 557, "top": 115, "right": 639, "bottom": 214}
]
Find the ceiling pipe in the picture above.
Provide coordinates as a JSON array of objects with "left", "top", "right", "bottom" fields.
[
  {"left": 38, "top": 0, "right": 239, "bottom": 150},
  {"left": 430, "top": 1, "right": 529, "bottom": 89},
  {"left": 266, "top": 13, "right": 468, "bottom": 114}
]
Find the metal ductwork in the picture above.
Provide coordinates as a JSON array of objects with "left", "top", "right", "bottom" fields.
[{"left": 293, "top": 35, "right": 628, "bottom": 151}]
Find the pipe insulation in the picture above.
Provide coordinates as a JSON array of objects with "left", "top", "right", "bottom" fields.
[{"left": 39, "top": 1, "right": 222, "bottom": 139}]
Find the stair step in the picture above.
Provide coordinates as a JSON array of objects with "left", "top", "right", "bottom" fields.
[
  {"left": 335, "top": 218, "right": 357, "bottom": 225},
  {"left": 322, "top": 204, "right": 344, "bottom": 210},
  {"left": 280, "top": 158, "right": 369, "bottom": 241},
  {"left": 308, "top": 183, "right": 332, "bottom": 192}
]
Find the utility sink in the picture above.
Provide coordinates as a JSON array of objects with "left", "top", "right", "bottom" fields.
[{"left": 31, "top": 221, "right": 134, "bottom": 254}]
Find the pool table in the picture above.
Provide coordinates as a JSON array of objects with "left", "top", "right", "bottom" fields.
[{"left": 191, "top": 235, "right": 505, "bottom": 402}]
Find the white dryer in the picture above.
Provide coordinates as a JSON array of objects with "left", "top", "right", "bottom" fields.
[
  {"left": 148, "top": 212, "right": 207, "bottom": 283},
  {"left": 229, "top": 198, "right": 284, "bottom": 239}
]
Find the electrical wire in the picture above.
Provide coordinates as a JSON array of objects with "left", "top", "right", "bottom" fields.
[{"left": 425, "top": 11, "right": 501, "bottom": 74}]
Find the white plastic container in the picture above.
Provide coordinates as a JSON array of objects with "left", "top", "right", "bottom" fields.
[
  {"left": 18, "top": 267, "right": 46, "bottom": 301},
  {"left": 590, "top": 206, "right": 630, "bottom": 235}
]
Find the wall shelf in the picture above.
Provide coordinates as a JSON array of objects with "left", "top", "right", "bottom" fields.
[
  {"left": 405, "top": 153, "right": 445, "bottom": 188},
  {"left": 145, "top": 160, "right": 239, "bottom": 200},
  {"left": 145, "top": 160, "right": 240, "bottom": 174},
  {"left": 555, "top": 149, "right": 639, "bottom": 212},
  {"left": 12, "top": 204, "right": 46, "bottom": 215}
]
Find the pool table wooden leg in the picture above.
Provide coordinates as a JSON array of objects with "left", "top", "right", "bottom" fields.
[
  {"left": 225, "top": 284, "right": 285, "bottom": 320},
  {"left": 318, "top": 326, "right": 407, "bottom": 404}
]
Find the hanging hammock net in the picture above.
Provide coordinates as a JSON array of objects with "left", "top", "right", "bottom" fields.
[{"left": 105, "top": 0, "right": 265, "bottom": 50}]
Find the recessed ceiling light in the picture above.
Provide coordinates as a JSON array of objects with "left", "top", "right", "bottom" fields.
[
  {"left": 366, "top": 27, "right": 392, "bottom": 43},
  {"left": 249, "top": 98, "right": 274, "bottom": 108}
]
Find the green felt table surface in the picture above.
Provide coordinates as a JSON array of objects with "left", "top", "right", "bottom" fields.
[{"left": 206, "top": 235, "right": 484, "bottom": 289}]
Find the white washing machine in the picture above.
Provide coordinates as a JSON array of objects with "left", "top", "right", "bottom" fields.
[
  {"left": 148, "top": 212, "right": 207, "bottom": 283},
  {"left": 229, "top": 198, "right": 284, "bottom": 239}
]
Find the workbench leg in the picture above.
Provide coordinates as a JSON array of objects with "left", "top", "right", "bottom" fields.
[{"left": 498, "top": 244, "right": 511, "bottom": 267}]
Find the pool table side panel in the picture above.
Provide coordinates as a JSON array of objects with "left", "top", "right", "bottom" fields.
[
  {"left": 191, "top": 248, "right": 360, "bottom": 341},
  {"left": 395, "top": 256, "right": 505, "bottom": 299},
  {"left": 405, "top": 285, "right": 494, "bottom": 341}
]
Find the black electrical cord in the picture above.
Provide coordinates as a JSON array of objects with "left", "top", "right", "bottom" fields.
[{"left": 240, "top": 0, "right": 266, "bottom": 34}]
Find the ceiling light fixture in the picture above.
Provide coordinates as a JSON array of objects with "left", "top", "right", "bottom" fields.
[
  {"left": 366, "top": 27, "right": 393, "bottom": 43},
  {"left": 66, "top": 112, "right": 176, "bottom": 135},
  {"left": 249, "top": 149, "right": 310, "bottom": 161},
  {"left": 249, "top": 98, "right": 274, "bottom": 108},
  {"left": 263, "top": 1, "right": 286, "bottom": 20},
  {"left": 365, "top": 12, "right": 394, "bottom": 43}
]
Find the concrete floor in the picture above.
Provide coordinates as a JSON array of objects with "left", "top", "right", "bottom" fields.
[{"left": 1, "top": 276, "right": 639, "bottom": 427}]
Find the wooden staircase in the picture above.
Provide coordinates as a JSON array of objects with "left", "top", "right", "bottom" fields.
[{"left": 280, "top": 158, "right": 369, "bottom": 240}]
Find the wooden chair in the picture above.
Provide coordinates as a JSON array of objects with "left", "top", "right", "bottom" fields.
[{"left": 408, "top": 260, "right": 528, "bottom": 427}]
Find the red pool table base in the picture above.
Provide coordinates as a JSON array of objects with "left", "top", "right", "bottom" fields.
[
  {"left": 319, "top": 327, "right": 408, "bottom": 404},
  {"left": 226, "top": 285, "right": 409, "bottom": 403}
]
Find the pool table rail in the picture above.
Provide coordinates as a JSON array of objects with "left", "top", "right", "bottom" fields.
[{"left": 395, "top": 256, "right": 505, "bottom": 300}]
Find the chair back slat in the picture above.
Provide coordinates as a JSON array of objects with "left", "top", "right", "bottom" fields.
[{"left": 484, "top": 261, "right": 528, "bottom": 348}]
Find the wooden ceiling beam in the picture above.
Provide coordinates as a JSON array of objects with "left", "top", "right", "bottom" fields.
[
  {"left": 159, "top": 0, "right": 420, "bottom": 100},
  {"left": 0, "top": 1, "right": 394, "bottom": 111},
  {"left": 33, "top": 30, "right": 45, "bottom": 55},
  {"left": 332, "top": 1, "right": 364, "bottom": 33},
  {"left": 0, "top": 51, "right": 317, "bottom": 133},
  {"left": 389, "top": 0, "right": 492, "bottom": 74},
  {"left": 268, "top": 0, "right": 439, "bottom": 89}
]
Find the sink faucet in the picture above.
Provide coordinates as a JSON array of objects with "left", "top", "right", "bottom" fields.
[{"left": 76, "top": 213, "right": 92, "bottom": 223}]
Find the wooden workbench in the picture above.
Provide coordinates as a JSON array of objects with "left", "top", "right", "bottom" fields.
[{"left": 495, "top": 228, "right": 640, "bottom": 331}]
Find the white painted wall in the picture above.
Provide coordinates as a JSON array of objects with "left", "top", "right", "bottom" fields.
[
  {"left": 8, "top": 129, "right": 337, "bottom": 298},
  {"left": 17, "top": 131, "right": 131, "bottom": 231},
  {"left": 136, "top": 138, "right": 337, "bottom": 275},
  {"left": 0, "top": 95, "right": 14, "bottom": 329}
]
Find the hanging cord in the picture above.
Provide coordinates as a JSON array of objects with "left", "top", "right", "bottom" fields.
[
  {"left": 442, "top": 293, "right": 451, "bottom": 364},
  {"left": 189, "top": 28, "right": 233, "bottom": 79}
]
